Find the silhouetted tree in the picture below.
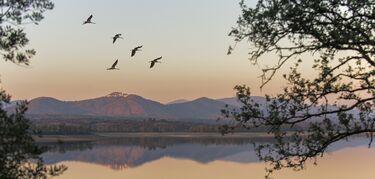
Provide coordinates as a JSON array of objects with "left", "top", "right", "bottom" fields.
[
  {"left": 0, "top": 0, "right": 54, "bottom": 65},
  {"left": 0, "top": 91, "right": 66, "bottom": 178},
  {"left": 0, "top": 1, "right": 67, "bottom": 178},
  {"left": 225, "top": 0, "right": 375, "bottom": 177}
]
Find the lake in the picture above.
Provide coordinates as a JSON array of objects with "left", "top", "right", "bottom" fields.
[{"left": 40, "top": 134, "right": 375, "bottom": 179}]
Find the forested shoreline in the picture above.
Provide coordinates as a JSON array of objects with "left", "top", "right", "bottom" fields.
[{"left": 29, "top": 115, "right": 285, "bottom": 135}]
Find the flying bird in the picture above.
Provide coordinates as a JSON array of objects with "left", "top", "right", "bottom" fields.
[
  {"left": 83, "top": 15, "right": 95, "bottom": 24},
  {"left": 107, "top": 59, "right": 119, "bottom": 70},
  {"left": 112, "top": 34, "right": 123, "bottom": 44},
  {"left": 149, "top": 56, "right": 162, "bottom": 68},
  {"left": 131, "top": 46, "right": 143, "bottom": 57}
]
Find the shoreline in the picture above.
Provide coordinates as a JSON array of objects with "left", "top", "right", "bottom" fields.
[
  {"left": 33, "top": 132, "right": 272, "bottom": 142},
  {"left": 33, "top": 132, "right": 369, "bottom": 143},
  {"left": 95, "top": 132, "right": 272, "bottom": 138}
]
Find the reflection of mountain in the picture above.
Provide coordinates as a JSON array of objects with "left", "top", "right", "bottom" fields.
[
  {"left": 43, "top": 144, "right": 257, "bottom": 170},
  {"left": 40, "top": 137, "right": 370, "bottom": 170},
  {"left": 41, "top": 137, "right": 260, "bottom": 170}
]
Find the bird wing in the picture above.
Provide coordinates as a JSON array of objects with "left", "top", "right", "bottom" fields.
[
  {"left": 150, "top": 61, "right": 155, "bottom": 68},
  {"left": 155, "top": 56, "right": 162, "bottom": 62},
  {"left": 131, "top": 49, "right": 136, "bottom": 57},
  {"left": 111, "top": 60, "right": 118, "bottom": 68},
  {"left": 113, "top": 37, "right": 117, "bottom": 44},
  {"left": 88, "top": 15, "right": 93, "bottom": 21},
  {"left": 136, "top": 46, "right": 143, "bottom": 50}
]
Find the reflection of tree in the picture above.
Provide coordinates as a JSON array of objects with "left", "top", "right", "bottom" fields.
[
  {"left": 40, "top": 141, "right": 94, "bottom": 154},
  {"left": 95, "top": 137, "right": 258, "bottom": 149},
  {"left": 107, "top": 164, "right": 129, "bottom": 170},
  {"left": 42, "top": 136, "right": 370, "bottom": 173},
  {"left": 41, "top": 136, "right": 276, "bottom": 153}
]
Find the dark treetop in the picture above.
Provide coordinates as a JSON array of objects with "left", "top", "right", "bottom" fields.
[
  {"left": 225, "top": 0, "right": 375, "bottom": 177},
  {"left": 0, "top": 1, "right": 66, "bottom": 178}
]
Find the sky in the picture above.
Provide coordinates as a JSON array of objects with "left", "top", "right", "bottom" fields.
[{"left": 0, "top": 0, "right": 314, "bottom": 103}]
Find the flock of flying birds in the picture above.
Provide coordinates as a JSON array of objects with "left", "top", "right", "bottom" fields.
[{"left": 83, "top": 15, "right": 163, "bottom": 70}]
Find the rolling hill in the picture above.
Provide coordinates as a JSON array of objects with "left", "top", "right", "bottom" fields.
[{"left": 25, "top": 92, "right": 240, "bottom": 120}]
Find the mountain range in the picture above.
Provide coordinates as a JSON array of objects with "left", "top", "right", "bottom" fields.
[
  {"left": 22, "top": 92, "right": 246, "bottom": 120},
  {"left": 7, "top": 92, "right": 357, "bottom": 123}
]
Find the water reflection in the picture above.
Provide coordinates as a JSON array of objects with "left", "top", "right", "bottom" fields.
[
  {"left": 41, "top": 135, "right": 373, "bottom": 172},
  {"left": 37, "top": 136, "right": 375, "bottom": 179},
  {"left": 41, "top": 136, "right": 262, "bottom": 170}
]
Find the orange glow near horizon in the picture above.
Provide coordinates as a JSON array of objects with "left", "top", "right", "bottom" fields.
[{"left": 0, "top": 0, "right": 315, "bottom": 103}]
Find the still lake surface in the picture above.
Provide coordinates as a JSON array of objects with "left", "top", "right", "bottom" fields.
[{"left": 40, "top": 135, "right": 375, "bottom": 179}]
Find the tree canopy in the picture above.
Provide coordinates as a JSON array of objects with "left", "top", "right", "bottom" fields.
[
  {"left": 0, "top": 90, "right": 67, "bottom": 178},
  {"left": 225, "top": 0, "right": 375, "bottom": 177},
  {"left": 0, "top": 0, "right": 53, "bottom": 65},
  {"left": 0, "top": 0, "right": 67, "bottom": 178}
]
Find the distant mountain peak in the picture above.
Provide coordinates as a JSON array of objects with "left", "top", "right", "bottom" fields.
[
  {"left": 24, "top": 94, "right": 249, "bottom": 120},
  {"left": 106, "top": 92, "right": 129, "bottom": 98},
  {"left": 167, "top": 99, "right": 189, "bottom": 105},
  {"left": 193, "top": 97, "right": 214, "bottom": 102}
]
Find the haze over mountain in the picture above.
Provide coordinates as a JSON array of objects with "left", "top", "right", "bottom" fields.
[
  {"left": 216, "top": 97, "right": 242, "bottom": 107},
  {"left": 25, "top": 92, "right": 242, "bottom": 120},
  {"left": 14, "top": 92, "right": 356, "bottom": 124},
  {"left": 167, "top": 97, "right": 232, "bottom": 119},
  {"left": 166, "top": 99, "right": 189, "bottom": 105}
]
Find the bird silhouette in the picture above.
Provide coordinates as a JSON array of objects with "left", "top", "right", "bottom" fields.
[
  {"left": 83, "top": 15, "right": 95, "bottom": 24},
  {"left": 149, "top": 56, "right": 162, "bottom": 68},
  {"left": 112, "top": 34, "right": 123, "bottom": 44},
  {"left": 107, "top": 59, "right": 119, "bottom": 70},
  {"left": 131, "top": 46, "right": 143, "bottom": 57}
]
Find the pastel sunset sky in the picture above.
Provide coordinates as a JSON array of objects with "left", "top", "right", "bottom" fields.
[{"left": 0, "top": 0, "right": 316, "bottom": 103}]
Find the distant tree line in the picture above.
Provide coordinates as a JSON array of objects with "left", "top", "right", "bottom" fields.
[{"left": 29, "top": 116, "right": 296, "bottom": 134}]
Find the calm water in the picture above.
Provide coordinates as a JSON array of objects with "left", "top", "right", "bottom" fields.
[{"left": 40, "top": 136, "right": 375, "bottom": 179}]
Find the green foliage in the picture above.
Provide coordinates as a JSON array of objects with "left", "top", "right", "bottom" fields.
[
  {"left": 0, "top": 90, "right": 67, "bottom": 179},
  {"left": 0, "top": 0, "right": 67, "bottom": 178},
  {"left": 226, "top": 0, "right": 375, "bottom": 177},
  {"left": 0, "top": 0, "right": 53, "bottom": 64}
]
